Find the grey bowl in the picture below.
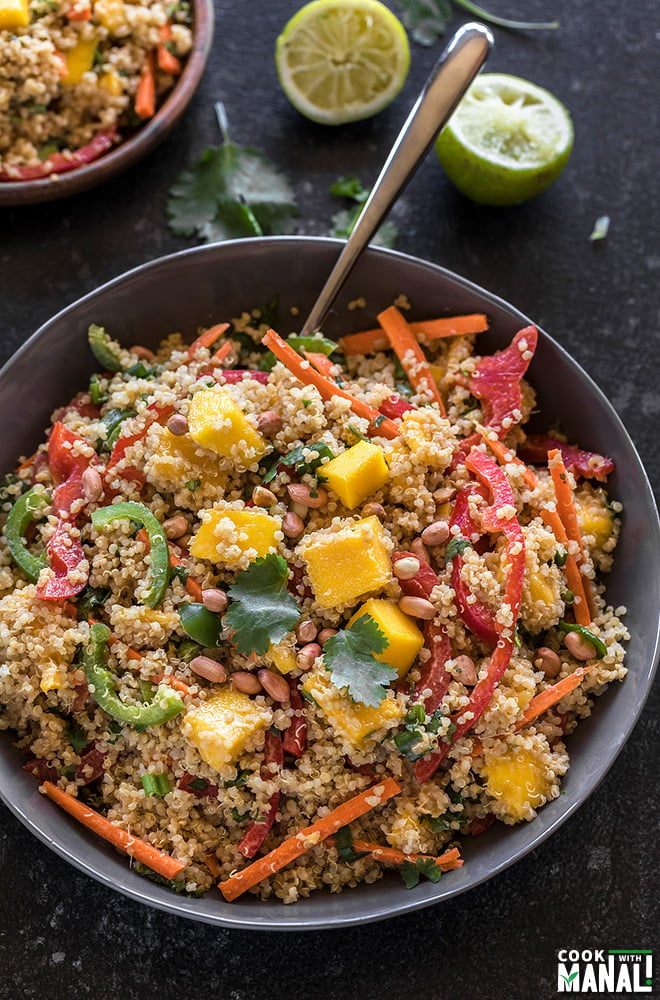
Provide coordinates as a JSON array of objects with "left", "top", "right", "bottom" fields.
[{"left": 0, "top": 237, "right": 658, "bottom": 931}]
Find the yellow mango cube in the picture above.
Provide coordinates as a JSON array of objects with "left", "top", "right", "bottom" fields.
[
  {"left": 40, "top": 660, "right": 68, "bottom": 693},
  {"left": 94, "top": 0, "right": 126, "bottom": 33},
  {"left": 99, "top": 69, "right": 123, "bottom": 96},
  {"left": 190, "top": 507, "right": 280, "bottom": 566},
  {"left": 188, "top": 388, "right": 267, "bottom": 468},
  {"left": 322, "top": 440, "right": 389, "bottom": 509},
  {"left": 576, "top": 497, "right": 614, "bottom": 549},
  {"left": 483, "top": 748, "right": 552, "bottom": 821},
  {"left": 145, "top": 425, "right": 227, "bottom": 492},
  {"left": 302, "top": 671, "right": 404, "bottom": 747},
  {"left": 348, "top": 598, "right": 423, "bottom": 678},
  {"left": 268, "top": 640, "right": 297, "bottom": 675},
  {"left": 62, "top": 37, "right": 98, "bottom": 86},
  {"left": 183, "top": 688, "right": 271, "bottom": 771},
  {"left": 0, "top": 0, "right": 29, "bottom": 28},
  {"left": 300, "top": 515, "right": 392, "bottom": 609},
  {"left": 527, "top": 570, "right": 558, "bottom": 608}
]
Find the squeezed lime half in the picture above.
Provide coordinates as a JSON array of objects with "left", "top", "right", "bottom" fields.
[
  {"left": 435, "top": 73, "right": 574, "bottom": 206},
  {"left": 275, "top": 0, "right": 410, "bottom": 125}
]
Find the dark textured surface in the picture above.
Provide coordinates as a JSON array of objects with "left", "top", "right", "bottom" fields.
[{"left": 1, "top": 1, "right": 658, "bottom": 997}]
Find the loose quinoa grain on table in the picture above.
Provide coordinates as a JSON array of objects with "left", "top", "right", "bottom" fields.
[
  {"left": 0, "top": 0, "right": 192, "bottom": 177},
  {"left": 0, "top": 304, "right": 628, "bottom": 903}
]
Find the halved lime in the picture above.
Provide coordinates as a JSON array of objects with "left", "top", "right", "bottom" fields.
[
  {"left": 435, "top": 73, "right": 574, "bottom": 206},
  {"left": 275, "top": 0, "right": 410, "bottom": 126}
]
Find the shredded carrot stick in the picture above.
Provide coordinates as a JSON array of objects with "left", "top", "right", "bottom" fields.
[
  {"left": 204, "top": 852, "right": 221, "bottom": 878},
  {"left": 187, "top": 322, "right": 230, "bottom": 359},
  {"left": 42, "top": 781, "right": 185, "bottom": 880},
  {"left": 341, "top": 314, "right": 489, "bottom": 356},
  {"left": 376, "top": 306, "right": 446, "bottom": 415},
  {"left": 515, "top": 666, "right": 592, "bottom": 730},
  {"left": 302, "top": 350, "right": 336, "bottom": 378},
  {"left": 539, "top": 509, "right": 591, "bottom": 627},
  {"left": 262, "top": 329, "right": 400, "bottom": 439},
  {"left": 476, "top": 427, "right": 539, "bottom": 490},
  {"left": 213, "top": 340, "right": 233, "bottom": 364},
  {"left": 347, "top": 839, "right": 463, "bottom": 871},
  {"left": 135, "top": 51, "right": 156, "bottom": 120},
  {"left": 157, "top": 22, "right": 182, "bottom": 74},
  {"left": 153, "top": 672, "right": 194, "bottom": 697},
  {"left": 218, "top": 777, "right": 401, "bottom": 901},
  {"left": 66, "top": 0, "right": 91, "bottom": 20},
  {"left": 62, "top": 601, "right": 78, "bottom": 618},
  {"left": 167, "top": 543, "right": 204, "bottom": 601},
  {"left": 547, "top": 449, "right": 596, "bottom": 618},
  {"left": 15, "top": 452, "right": 36, "bottom": 474}
]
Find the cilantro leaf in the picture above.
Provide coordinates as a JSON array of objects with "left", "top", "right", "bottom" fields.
[
  {"left": 400, "top": 856, "right": 443, "bottom": 889},
  {"left": 323, "top": 614, "right": 398, "bottom": 707},
  {"left": 329, "top": 175, "right": 398, "bottom": 248},
  {"left": 225, "top": 554, "right": 301, "bottom": 655},
  {"left": 261, "top": 442, "right": 335, "bottom": 484},
  {"left": 397, "top": 0, "right": 452, "bottom": 46},
  {"left": 445, "top": 536, "right": 472, "bottom": 561},
  {"left": 167, "top": 107, "right": 298, "bottom": 244},
  {"left": 396, "top": 0, "right": 558, "bottom": 43},
  {"left": 335, "top": 824, "right": 369, "bottom": 863}
]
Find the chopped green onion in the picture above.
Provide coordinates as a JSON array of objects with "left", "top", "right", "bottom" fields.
[{"left": 141, "top": 772, "right": 172, "bottom": 797}]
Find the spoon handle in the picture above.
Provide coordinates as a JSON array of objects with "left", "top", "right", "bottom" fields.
[{"left": 301, "top": 21, "right": 493, "bottom": 335}]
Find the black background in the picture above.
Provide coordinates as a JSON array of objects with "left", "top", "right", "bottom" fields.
[{"left": 1, "top": 1, "right": 658, "bottom": 998}]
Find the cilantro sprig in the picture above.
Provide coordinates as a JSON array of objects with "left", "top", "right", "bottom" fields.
[
  {"left": 396, "top": 0, "right": 558, "bottom": 47},
  {"left": 400, "top": 856, "right": 443, "bottom": 889},
  {"left": 323, "top": 614, "right": 397, "bottom": 708},
  {"left": 330, "top": 176, "right": 398, "bottom": 248},
  {"left": 225, "top": 554, "right": 301, "bottom": 655},
  {"left": 261, "top": 442, "right": 335, "bottom": 485},
  {"left": 167, "top": 104, "right": 298, "bottom": 244}
]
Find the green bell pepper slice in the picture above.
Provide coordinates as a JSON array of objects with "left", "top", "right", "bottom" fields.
[
  {"left": 84, "top": 623, "right": 184, "bottom": 726},
  {"left": 4, "top": 486, "right": 49, "bottom": 583},
  {"left": 91, "top": 501, "right": 170, "bottom": 609}
]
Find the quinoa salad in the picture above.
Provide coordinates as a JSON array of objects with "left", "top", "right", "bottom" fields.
[
  {"left": 0, "top": 303, "right": 628, "bottom": 903},
  {"left": 0, "top": 0, "right": 193, "bottom": 179}
]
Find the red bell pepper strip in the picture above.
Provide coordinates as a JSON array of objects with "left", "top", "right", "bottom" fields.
[
  {"left": 23, "top": 758, "right": 60, "bottom": 783},
  {"left": 238, "top": 730, "right": 283, "bottom": 859},
  {"left": 215, "top": 369, "right": 270, "bottom": 385},
  {"left": 518, "top": 434, "right": 615, "bottom": 482},
  {"left": 378, "top": 394, "right": 416, "bottom": 421},
  {"left": 448, "top": 484, "right": 499, "bottom": 647},
  {"left": 176, "top": 772, "right": 219, "bottom": 797},
  {"left": 391, "top": 551, "right": 453, "bottom": 712},
  {"left": 468, "top": 326, "right": 538, "bottom": 437},
  {"left": 105, "top": 402, "right": 175, "bottom": 486},
  {"left": 36, "top": 422, "right": 91, "bottom": 600},
  {"left": 282, "top": 678, "right": 307, "bottom": 758},
  {"left": 414, "top": 450, "right": 525, "bottom": 782},
  {"left": 0, "top": 127, "right": 116, "bottom": 182},
  {"left": 75, "top": 743, "right": 106, "bottom": 785}
]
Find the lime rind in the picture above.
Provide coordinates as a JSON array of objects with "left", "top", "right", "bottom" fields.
[
  {"left": 275, "top": 0, "right": 410, "bottom": 126},
  {"left": 435, "top": 73, "right": 574, "bottom": 205}
]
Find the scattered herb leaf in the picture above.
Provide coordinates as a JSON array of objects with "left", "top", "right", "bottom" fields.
[
  {"left": 261, "top": 442, "right": 335, "bottom": 484},
  {"left": 400, "top": 856, "right": 443, "bottom": 888},
  {"left": 323, "top": 614, "right": 397, "bottom": 707},
  {"left": 225, "top": 554, "right": 301, "bottom": 655},
  {"left": 167, "top": 103, "right": 298, "bottom": 244},
  {"left": 335, "top": 824, "right": 369, "bottom": 863},
  {"left": 445, "top": 536, "right": 472, "bottom": 561},
  {"left": 330, "top": 175, "right": 398, "bottom": 248}
]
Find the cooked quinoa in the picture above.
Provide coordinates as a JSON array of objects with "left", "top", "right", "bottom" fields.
[
  {"left": 0, "top": 0, "right": 193, "bottom": 175},
  {"left": 0, "top": 305, "right": 628, "bottom": 903}
]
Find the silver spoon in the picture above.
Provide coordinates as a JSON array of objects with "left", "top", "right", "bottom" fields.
[{"left": 301, "top": 21, "right": 493, "bottom": 335}]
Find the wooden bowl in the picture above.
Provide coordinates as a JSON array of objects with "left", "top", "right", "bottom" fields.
[{"left": 0, "top": 0, "right": 214, "bottom": 207}]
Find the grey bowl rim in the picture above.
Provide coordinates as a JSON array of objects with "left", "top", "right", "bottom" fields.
[{"left": 0, "top": 235, "right": 658, "bottom": 931}]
